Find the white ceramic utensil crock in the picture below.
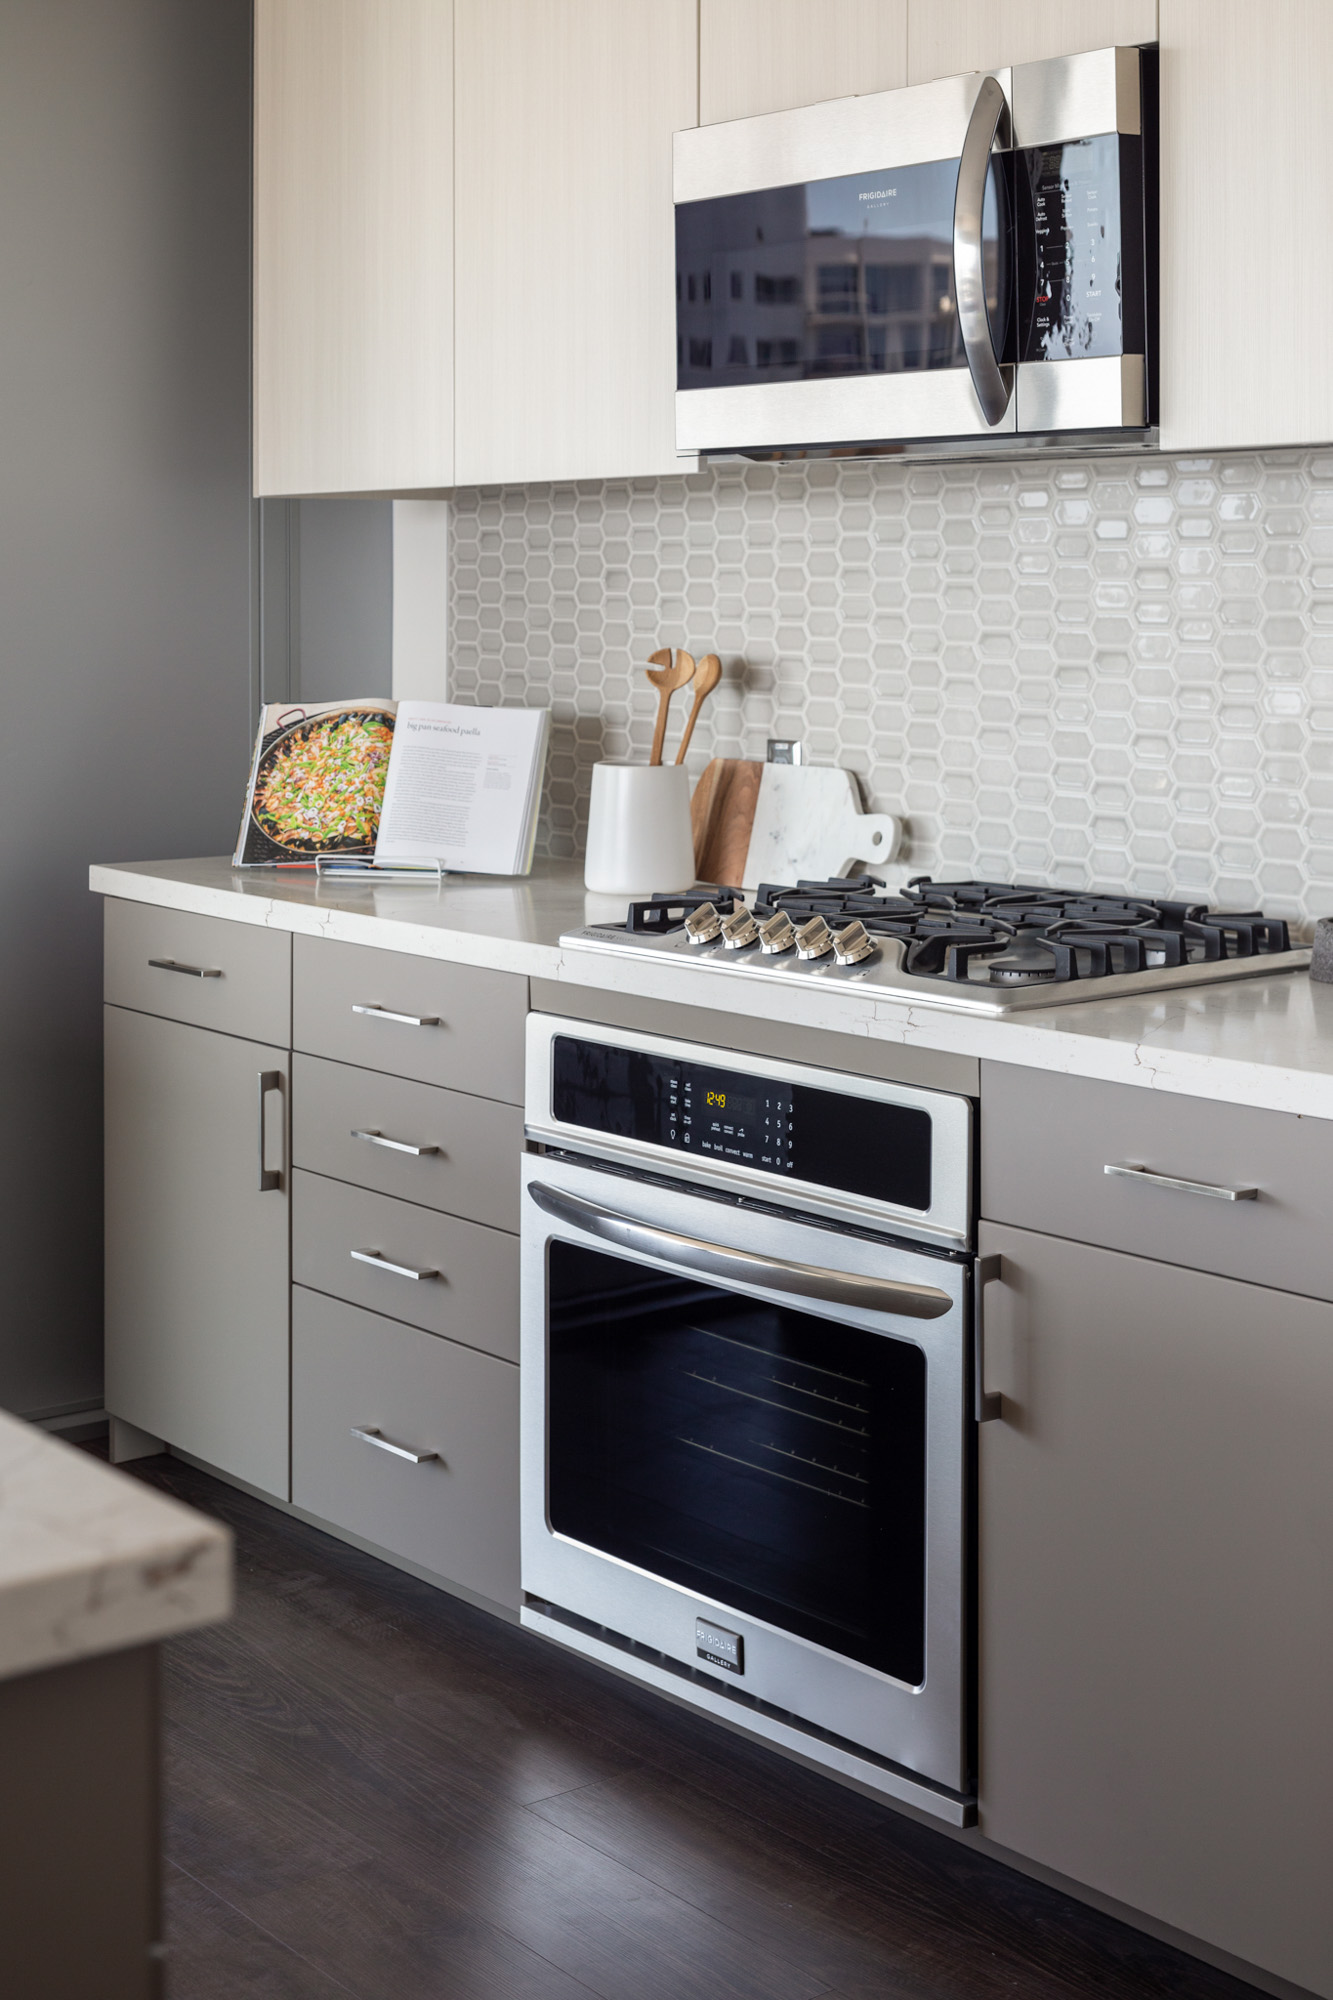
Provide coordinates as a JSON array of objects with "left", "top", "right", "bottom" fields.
[{"left": 583, "top": 762, "right": 696, "bottom": 894}]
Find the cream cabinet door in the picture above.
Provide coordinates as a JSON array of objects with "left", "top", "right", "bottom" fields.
[
  {"left": 1159, "top": 0, "right": 1333, "bottom": 450},
  {"left": 906, "top": 0, "right": 1157, "bottom": 83},
  {"left": 700, "top": 1, "right": 906, "bottom": 124},
  {"left": 253, "top": 0, "right": 454, "bottom": 496},
  {"left": 453, "top": 0, "right": 697, "bottom": 487},
  {"left": 978, "top": 1222, "right": 1333, "bottom": 1999}
]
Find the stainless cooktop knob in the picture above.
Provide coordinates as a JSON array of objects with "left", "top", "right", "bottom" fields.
[
  {"left": 794, "top": 915, "right": 834, "bottom": 960},
  {"left": 832, "top": 919, "right": 877, "bottom": 966},
  {"left": 720, "top": 904, "right": 760, "bottom": 950},
  {"left": 758, "top": 911, "right": 797, "bottom": 955},
  {"left": 684, "top": 902, "right": 723, "bottom": 944}
]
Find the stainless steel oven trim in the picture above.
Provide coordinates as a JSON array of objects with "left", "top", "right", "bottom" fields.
[
  {"left": 1017, "top": 353, "right": 1145, "bottom": 431},
  {"left": 523, "top": 1013, "right": 974, "bottom": 1250},
  {"left": 520, "top": 1149, "right": 970, "bottom": 1790},
  {"left": 519, "top": 1602, "right": 976, "bottom": 1825},
  {"left": 677, "top": 369, "right": 1015, "bottom": 453},
  {"left": 1011, "top": 44, "right": 1141, "bottom": 147},
  {"left": 673, "top": 70, "right": 1009, "bottom": 204}
]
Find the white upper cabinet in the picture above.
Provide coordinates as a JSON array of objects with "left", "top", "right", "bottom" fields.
[
  {"left": 906, "top": 0, "right": 1157, "bottom": 82},
  {"left": 452, "top": 0, "right": 697, "bottom": 489},
  {"left": 253, "top": 0, "right": 454, "bottom": 497},
  {"left": 1159, "top": 0, "right": 1333, "bottom": 451},
  {"left": 700, "top": 1, "right": 906, "bottom": 124}
]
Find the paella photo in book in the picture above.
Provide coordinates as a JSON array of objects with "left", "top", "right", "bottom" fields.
[{"left": 234, "top": 700, "right": 397, "bottom": 865}]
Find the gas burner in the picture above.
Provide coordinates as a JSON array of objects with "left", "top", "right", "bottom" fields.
[{"left": 569, "top": 874, "right": 1306, "bottom": 1013}]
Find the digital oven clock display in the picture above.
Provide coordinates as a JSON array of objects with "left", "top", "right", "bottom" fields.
[
  {"left": 550, "top": 1036, "right": 933, "bottom": 1211},
  {"left": 667, "top": 1067, "right": 793, "bottom": 1170}
]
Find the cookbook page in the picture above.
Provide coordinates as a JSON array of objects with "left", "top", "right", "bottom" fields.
[
  {"left": 233, "top": 701, "right": 397, "bottom": 866},
  {"left": 373, "top": 702, "right": 550, "bottom": 873}
]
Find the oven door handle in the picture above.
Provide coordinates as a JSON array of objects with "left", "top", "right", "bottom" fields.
[{"left": 527, "top": 1181, "right": 953, "bottom": 1320}]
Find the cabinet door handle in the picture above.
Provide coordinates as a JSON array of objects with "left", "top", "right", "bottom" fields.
[
  {"left": 350, "top": 1128, "right": 440, "bottom": 1157},
  {"left": 974, "top": 1253, "right": 1003, "bottom": 1423},
  {"left": 349, "top": 1425, "right": 438, "bottom": 1465},
  {"left": 257, "top": 1071, "right": 283, "bottom": 1192},
  {"left": 350, "top": 1248, "right": 438, "bottom": 1282},
  {"left": 1104, "top": 1162, "right": 1258, "bottom": 1202},
  {"left": 149, "top": 957, "right": 222, "bottom": 979},
  {"left": 351, "top": 1004, "right": 440, "bottom": 1028}
]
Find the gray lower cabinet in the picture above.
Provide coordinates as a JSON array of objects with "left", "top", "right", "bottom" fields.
[
  {"left": 291, "top": 1287, "right": 519, "bottom": 1610},
  {"left": 104, "top": 1004, "right": 290, "bottom": 1499},
  {"left": 293, "top": 1052, "right": 522, "bottom": 1231},
  {"left": 977, "top": 1220, "right": 1333, "bottom": 1999},
  {"left": 292, "top": 1169, "right": 519, "bottom": 1362}
]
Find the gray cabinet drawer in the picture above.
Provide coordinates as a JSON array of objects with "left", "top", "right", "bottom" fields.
[
  {"left": 981, "top": 1060, "right": 1333, "bottom": 1299},
  {"left": 293, "top": 1054, "right": 521, "bottom": 1231},
  {"left": 292, "top": 1287, "right": 518, "bottom": 1610},
  {"left": 292, "top": 1169, "right": 519, "bottom": 1361},
  {"left": 292, "top": 936, "right": 525, "bottom": 1102},
  {"left": 104, "top": 899, "right": 290, "bottom": 1045}
]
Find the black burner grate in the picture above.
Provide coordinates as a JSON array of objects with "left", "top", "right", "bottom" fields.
[{"left": 611, "top": 876, "right": 1293, "bottom": 986}]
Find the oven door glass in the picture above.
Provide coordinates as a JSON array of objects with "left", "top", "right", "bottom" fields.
[{"left": 547, "top": 1238, "right": 927, "bottom": 1685}]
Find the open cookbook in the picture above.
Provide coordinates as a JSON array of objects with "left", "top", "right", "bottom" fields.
[{"left": 234, "top": 699, "right": 549, "bottom": 875}]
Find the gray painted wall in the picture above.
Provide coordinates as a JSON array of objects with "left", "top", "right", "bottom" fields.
[
  {"left": 297, "top": 500, "right": 394, "bottom": 700},
  {"left": 0, "top": 0, "right": 253, "bottom": 1417}
]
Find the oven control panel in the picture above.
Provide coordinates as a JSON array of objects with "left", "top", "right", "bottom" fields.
[{"left": 550, "top": 1033, "right": 932, "bottom": 1213}]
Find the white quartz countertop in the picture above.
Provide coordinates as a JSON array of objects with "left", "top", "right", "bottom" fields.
[
  {"left": 90, "top": 855, "right": 1333, "bottom": 1121},
  {"left": 0, "top": 1409, "right": 231, "bottom": 1684}
]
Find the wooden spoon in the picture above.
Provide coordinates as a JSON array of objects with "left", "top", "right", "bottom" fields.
[
  {"left": 646, "top": 647, "right": 694, "bottom": 766},
  {"left": 674, "top": 652, "right": 722, "bottom": 764}
]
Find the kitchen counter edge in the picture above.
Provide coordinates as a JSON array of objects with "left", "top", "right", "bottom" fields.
[
  {"left": 89, "top": 857, "right": 1333, "bottom": 1122},
  {"left": 0, "top": 1408, "right": 231, "bottom": 1684}
]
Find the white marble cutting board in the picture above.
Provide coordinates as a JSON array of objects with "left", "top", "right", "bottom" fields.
[{"left": 742, "top": 766, "right": 902, "bottom": 888}]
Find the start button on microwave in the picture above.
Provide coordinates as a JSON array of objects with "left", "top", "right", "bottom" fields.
[{"left": 696, "top": 1616, "right": 744, "bottom": 1675}]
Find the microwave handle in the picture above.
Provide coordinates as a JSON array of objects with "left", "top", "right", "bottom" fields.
[
  {"left": 953, "top": 74, "right": 1013, "bottom": 427},
  {"left": 527, "top": 1180, "right": 952, "bottom": 1321}
]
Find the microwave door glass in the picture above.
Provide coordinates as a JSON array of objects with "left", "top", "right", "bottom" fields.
[
  {"left": 547, "top": 1238, "right": 928, "bottom": 1685},
  {"left": 676, "top": 156, "right": 1013, "bottom": 393}
]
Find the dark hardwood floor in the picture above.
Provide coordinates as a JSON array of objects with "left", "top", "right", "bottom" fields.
[{"left": 125, "top": 1455, "right": 1263, "bottom": 2000}]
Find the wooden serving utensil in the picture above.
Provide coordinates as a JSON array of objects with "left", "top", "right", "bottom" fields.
[
  {"left": 646, "top": 647, "right": 694, "bottom": 766},
  {"left": 674, "top": 652, "right": 722, "bottom": 764}
]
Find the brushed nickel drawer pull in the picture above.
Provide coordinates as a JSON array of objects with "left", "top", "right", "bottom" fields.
[
  {"left": 350, "top": 1128, "right": 440, "bottom": 1157},
  {"left": 351, "top": 1004, "right": 440, "bottom": 1028},
  {"left": 349, "top": 1425, "right": 437, "bottom": 1464},
  {"left": 149, "top": 957, "right": 223, "bottom": 979},
  {"left": 1104, "top": 1162, "right": 1259, "bottom": 1203},
  {"left": 257, "top": 1071, "right": 283, "bottom": 1192},
  {"left": 350, "top": 1248, "right": 439, "bottom": 1282}
]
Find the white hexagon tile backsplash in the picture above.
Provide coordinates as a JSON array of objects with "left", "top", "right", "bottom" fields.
[{"left": 448, "top": 448, "right": 1333, "bottom": 930}]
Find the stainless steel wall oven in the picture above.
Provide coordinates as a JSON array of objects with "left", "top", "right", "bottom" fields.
[
  {"left": 521, "top": 1016, "right": 979, "bottom": 1825},
  {"left": 674, "top": 44, "right": 1157, "bottom": 459}
]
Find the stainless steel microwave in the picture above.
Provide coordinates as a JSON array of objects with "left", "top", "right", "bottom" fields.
[{"left": 673, "top": 46, "right": 1156, "bottom": 460}]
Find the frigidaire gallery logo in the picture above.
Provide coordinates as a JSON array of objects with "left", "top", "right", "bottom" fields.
[{"left": 859, "top": 187, "right": 897, "bottom": 200}]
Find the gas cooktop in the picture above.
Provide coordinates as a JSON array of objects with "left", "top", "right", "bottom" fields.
[{"left": 561, "top": 876, "right": 1311, "bottom": 1016}]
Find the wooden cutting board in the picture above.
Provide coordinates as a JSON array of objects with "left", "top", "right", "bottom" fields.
[
  {"left": 742, "top": 766, "right": 902, "bottom": 887},
  {"left": 690, "top": 758, "right": 763, "bottom": 887}
]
